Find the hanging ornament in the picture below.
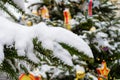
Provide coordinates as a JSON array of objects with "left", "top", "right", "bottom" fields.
[
  {"left": 96, "top": 61, "right": 110, "bottom": 80},
  {"left": 75, "top": 71, "right": 85, "bottom": 80},
  {"left": 33, "top": 68, "right": 42, "bottom": 80},
  {"left": 41, "top": 6, "right": 49, "bottom": 20},
  {"left": 89, "top": 26, "right": 96, "bottom": 32},
  {"left": 101, "top": 46, "right": 109, "bottom": 51},
  {"left": 19, "top": 73, "right": 35, "bottom": 80},
  {"left": 35, "top": 75, "right": 42, "bottom": 80},
  {"left": 26, "top": 21, "right": 33, "bottom": 26},
  {"left": 63, "top": 8, "right": 72, "bottom": 30},
  {"left": 88, "top": 0, "right": 93, "bottom": 16}
]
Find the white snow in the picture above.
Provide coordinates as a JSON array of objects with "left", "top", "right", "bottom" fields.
[
  {"left": 55, "top": 0, "right": 63, "bottom": 3},
  {"left": 74, "top": 65, "right": 85, "bottom": 72},
  {"left": 93, "top": 0, "right": 100, "bottom": 8},
  {"left": 53, "top": 42, "right": 73, "bottom": 66},
  {"left": 31, "top": 65, "right": 56, "bottom": 78},
  {"left": 6, "top": 4, "right": 22, "bottom": 19},
  {"left": 31, "top": 65, "right": 63, "bottom": 78},
  {"left": 0, "top": 16, "right": 93, "bottom": 66},
  {"left": 0, "top": 16, "right": 39, "bottom": 63},
  {"left": 24, "top": 0, "right": 41, "bottom": 13},
  {"left": 87, "top": 73, "right": 97, "bottom": 80},
  {"left": 94, "top": 32, "right": 115, "bottom": 50},
  {"left": 12, "top": 0, "right": 25, "bottom": 11},
  {"left": 27, "top": 0, "right": 41, "bottom": 4},
  {"left": 34, "top": 23, "right": 93, "bottom": 58}
]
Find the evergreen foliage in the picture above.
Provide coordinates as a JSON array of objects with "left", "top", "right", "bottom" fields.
[{"left": 0, "top": 0, "right": 120, "bottom": 79}]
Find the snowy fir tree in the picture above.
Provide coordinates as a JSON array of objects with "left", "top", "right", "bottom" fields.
[{"left": 0, "top": 0, "right": 120, "bottom": 80}]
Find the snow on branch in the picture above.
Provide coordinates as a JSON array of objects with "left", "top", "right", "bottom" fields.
[{"left": 0, "top": 16, "right": 93, "bottom": 66}]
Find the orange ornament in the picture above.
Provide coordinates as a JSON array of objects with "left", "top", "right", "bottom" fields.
[
  {"left": 35, "top": 76, "right": 42, "bottom": 80},
  {"left": 96, "top": 61, "right": 110, "bottom": 80},
  {"left": 41, "top": 6, "right": 49, "bottom": 19},
  {"left": 19, "top": 73, "right": 35, "bottom": 80}
]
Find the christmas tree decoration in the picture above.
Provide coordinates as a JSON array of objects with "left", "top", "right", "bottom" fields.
[
  {"left": 32, "top": 68, "right": 42, "bottom": 80},
  {"left": 101, "top": 46, "right": 109, "bottom": 51},
  {"left": 88, "top": 0, "right": 93, "bottom": 16},
  {"left": 96, "top": 61, "right": 110, "bottom": 80},
  {"left": 35, "top": 75, "right": 42, "bottom": 80},
  {"left": 75, "top": 70, "right": 85, "bottom": 80},
  {"left": 89, "top": 26, "right": 96, "bottom": 32},
  {"left": 26, "top": 21, "right": 33, "bottom": 26},
  {"left": 63, "top": 8, "right": 72, "bottom": 30},
  {"left": 41, "top": 6, "right": 49, "bottom": 20},
  {"left": 19, "top": 73, "right": 35, "bottom": 80},
  {"left": 1, "top": 0, "right": 120, "bottom": 80}
]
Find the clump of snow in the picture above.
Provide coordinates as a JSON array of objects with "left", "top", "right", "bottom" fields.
[
  {"left": 34, "top": 23, "right": 93, "bottom": 58},
  {"left": 24, "top": 0, "right": 42, "bottom": 13},
  {"left": 31, "top": 65, "right": 63, "bottom": 78},
  {"left": 87, "top": 73, "right": 97, "bottom": 80},
  {"left": 74, "top": 65, "right": 85, "bottom": 72},
  {"left": 53, "top": 42, "right": 73, "bottom": 66},
  {"left": 96, "top": 32, "right": 108, "bottom": 38},
  {"left": 70, "top": 19, "right": 79, "bottom": 27},
  {"left": 0, "top": 16, "right": 39, "bottom": 63},
  {"left": 55, "top": 0, "right": 63, "bottom": 3},
  {"left": 72, "top": 55, "right": 79, "bottom": 60},
  {"left": 26, "top": 0, "right": 41, "bottom": 5},
  {"left": 95, "top": 32, "right": 113, "bottom": 49},
  {"left": 93, "top": 0, "right": 100, "bottom": 8},
  {"left": 31, "top": 65, "right": 53, "bottom": 77},
  {"left": 0, "top": 16, "right": 93, "bottom": 65},
  {"left": 12, "top": 0, "right": 25, "bottom": 11}
]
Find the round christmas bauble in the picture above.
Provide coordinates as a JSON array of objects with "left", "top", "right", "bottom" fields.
[
  {"left": 26, "top": 21, "right": 32, "bottom": 26},
  {"left": 19, "top": 73, "right": 35, "bottom": 80}
]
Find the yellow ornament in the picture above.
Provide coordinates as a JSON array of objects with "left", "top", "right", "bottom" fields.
[
  {"left": 19, "top": 73, "right": 35, "bottom": 80},
  {"left": 75, "top": 71, "right": 85, "bottom": 80},
  {"left": 64, "top": 24, "right": 71, "bottom": 30},
  {"left": 89, "top": 26, "right": 96, "bottom": 32},
  {"left": 26, "top": 21, "right": 32, "bottom": 26}
]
